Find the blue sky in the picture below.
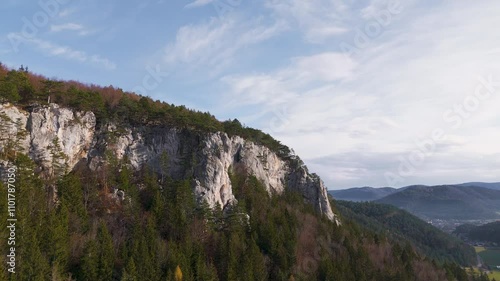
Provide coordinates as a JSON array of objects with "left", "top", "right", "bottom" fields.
[{"left": 2, "top": 0, "right": 500, "bottom": 189}]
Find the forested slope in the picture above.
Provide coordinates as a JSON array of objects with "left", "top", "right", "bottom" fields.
[
  {"left": 336, "top": 201, "right": 477, "bottom": 266},
  {"left": 0, "top": 63, "right": 492, "bottom": 280}
]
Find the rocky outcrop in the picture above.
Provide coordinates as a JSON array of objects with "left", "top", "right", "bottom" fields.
[
  {"left": 0, "top": 103, "right": 95, "bottom": 173},
  {"left": 29, "top": 105, "right": 96, "bottom": 170},
  {"left": 0, "top": 103, "right": 339, "bottom": 223}
]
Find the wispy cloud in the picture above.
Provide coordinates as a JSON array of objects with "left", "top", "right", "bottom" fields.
[
  {"left": 217, "top": 1, "right": 500, "bottom": 188},
  {"left": 50, "top": 23, "right": 90, "bottom": 35},
  {"left": 185, "top": 0, "right": 214, "bottom": 9},
  {"left": 58, "top": 8, "right": 76, "bottom": 18},
  {"left": 361, "top": 0, "right": 399, "bottom": 19},
  {"left": 265, "top": 0, "right": 350, "bottom": 43},
  {"left": 8, "top": 33, "right": 116, "bottom": 70},
  {"left": 222, "top": 52, "right": 357, "bottom": 108},
  {"left": 163, "top": 17, "right": 288, "bottom": 74}
]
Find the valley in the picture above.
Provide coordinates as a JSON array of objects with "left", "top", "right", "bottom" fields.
[
  {"left": 427, "top": 219, "right": 499, "bottom": 234},
  {"left": 332, "top": 184, "right": 500, "bottom": 280},
  {"left": 475, "top": 247, "right": 500, "bottom": 280},
  {"left": 330, "top": 183, "right": 500, "bottom": 233}
]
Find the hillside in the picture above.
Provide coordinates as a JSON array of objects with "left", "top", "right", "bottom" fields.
[
  {"left": 454, "top": 222, "right": 500, "bottom": 244},
  {"left": 329, "top": 187, "right": 398, "bottom": 202},
  {"left": 0, "top": 65, "right": 488, "bottom": 280},
  {"left": 376, "top": 185, "right": 500, "bottom": 220},
  {"left": 336, "top": 201, "right": 477, "bottom": 266},
  {"left": 457, "top": 182, "right": 500, "bottom": 191}
]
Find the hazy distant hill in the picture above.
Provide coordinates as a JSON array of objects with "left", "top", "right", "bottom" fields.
[
  {"left": 336, "top": 200, "right": 477, "bottom": 266},
  {"left": 329, "top": 187, "right": 398, "bottom": 201},
  {"left": 376, "top": 185, "right": 500, "bottom": 220},
  {"left": 454, "top": 221, "right": 500, "bottom": 244},
  {"left": 456, "top": 182, "right": 500, "bottom": 191}
]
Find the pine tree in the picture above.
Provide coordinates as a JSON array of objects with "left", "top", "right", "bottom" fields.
[
  {"left": 160, "top": 150, "right": 169, "bottom": 184},
  {"left": 41, "top": 79, "right": 64, "bottom": 104},
  {"left": 194, "top": 254, "right": 219, "bottom": 281},
  {"left": 48, "top": 136, "right": 67, "bottom": 178},
  {"left": 81, "top": 240, "right": 98, "bottom": 281},
  {"left": 12, "top": 154, "right": 50, "bottom": 280},
  {"left": 97, "top": 222, "right": 115, "bottom": 281},
  {"left": 119, "top": 165, "right": 132, "bottom": 191},
  {"left": 52, "top": 203, "right": 70, "bottom": 272},
  {"left": 13, "top": 118, "right": 28, "bottom": 157},
  {"left": 0, "top": 112, "right": 14, "bottom": 158},
  {"left": 23, "top": 235, "right": 51, "bottom": 281},
  {"left": 0, "top": 75, "right": 21, "bottom": 102},
  {"left": 58, "top": 173, "right": 88, "bottom": 231},
  {"left": 121, "top": 258, "right": 138, "bottom": 281}
]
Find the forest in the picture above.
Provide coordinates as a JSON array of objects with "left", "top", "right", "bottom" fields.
[
  {"left": 0, "top": 63, "right": 495, "bottom": 280},
  {"left": 0, "top": 64, "right": 289, "bottom": 156},
  {"left": 454, "top": 222, "right": 500, "bottom": 244},
  {"left": 0, "top": 152, "right": 493, "bottom": 280},
  {"left": 336, "top": 200, "right": 477, "bottom": 265}
]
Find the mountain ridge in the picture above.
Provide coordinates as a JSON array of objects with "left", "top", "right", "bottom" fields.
[
  {"left": 376, "top": 185, "right": 500, "bottom": 220},
  {"left": 0, "top": 102, "right": 338, "bottom": 222},
  {"left": 329, "top": 186, "right": 397, "bottom": 201},
  {"left": 330, "top": 182, "right": 500, "bottom": 201}
]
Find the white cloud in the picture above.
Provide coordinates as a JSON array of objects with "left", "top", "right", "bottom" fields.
[
  {"left": 290, "top": 53, "right": 357, "bottom": 82},
  {"left": 8, "top": 34, "right": 116, "bottom": 70},
  {"left": 50, "top": 23, "right": 90, "bottom": 36},
  {"left": 265, "top": 0, "right": 349, "bottom": 43},
  {"left": 361, "top": 0, "right": 401, "bottom": 19},
  {"left": 59, "top": 8, "right": 76, "bottom": 17},
  {"left": 163, "top": 17, "right": 287, "bottom": 74},
  {"left": 222, "top": 52, "right": 357, "bottom": 110},
  {"left": 51, "top": 23, "right": 84, "bottom": 32},
  {"left": 217, "top": 1, "right": 500, "bottom": 188},
  {"left": 185, "top": 0, "right": 214, "bottom": 9}
]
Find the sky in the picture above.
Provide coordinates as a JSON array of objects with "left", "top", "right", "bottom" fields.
[{"left": 1, "top": 0, "right": 500, "bottom": 189}]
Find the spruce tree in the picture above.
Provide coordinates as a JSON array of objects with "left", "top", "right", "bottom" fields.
[
  {"left": 97, "top": 222, "right": 115, "bottom": 281},
  {"left": 81, "top": 240, "right": 99, "bottom": 281},
  {"left": 121, "top": 258, "right": 138, "bottom": 281},
  {"left": 52, "top": 203, "right": 70, "bottom": 273},
  {"left": 48, "top": 136, "right": 67, "bottom": 179}
]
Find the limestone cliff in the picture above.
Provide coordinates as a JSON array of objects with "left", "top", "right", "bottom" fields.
[{"left": 0, "top": 103, "right": 339, "bottom": 223}]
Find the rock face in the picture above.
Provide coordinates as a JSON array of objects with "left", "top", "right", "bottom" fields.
[
  {"left": 0, "top": 103, "right": 95, "bottom": 173},
  {"left": 0, "top": 103, "right": 339, "bottom": 223},
  {"left": 29, "top": 105, "right": 96, "bottom": 170}
]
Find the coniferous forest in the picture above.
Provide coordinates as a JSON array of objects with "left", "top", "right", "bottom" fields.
[{"left": 0, "top": 64, "right": 495, "bottom": 280}]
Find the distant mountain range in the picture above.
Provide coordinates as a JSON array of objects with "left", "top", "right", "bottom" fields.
[
  {"left": 329, "top": 186, "right": 397, "bottom": 201},
  {"left": 330, "top": 182, "right": 500, "bottom": 220},
  {"left": 456, "top": 182, "right": 500, "bottom": 190},
  {"left": 377, "top": 185, "right": 500, "bottom": 220}
]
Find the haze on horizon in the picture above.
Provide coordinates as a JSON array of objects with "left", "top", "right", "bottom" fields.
[{"left": 1, "top": 0, "right": 500, "bottom": 189}]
